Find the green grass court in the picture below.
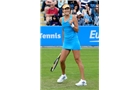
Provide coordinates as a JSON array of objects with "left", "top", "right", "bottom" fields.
[{"left": 41, "top": 47, "right": 99, "bottom": 90}]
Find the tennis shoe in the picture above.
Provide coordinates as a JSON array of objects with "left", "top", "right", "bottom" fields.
[
  {"left": 57, "top": 74, "right": 67, "bottom": 83},
  {"left": 75, "top": 79, "right": 87, "bottom": 86}
]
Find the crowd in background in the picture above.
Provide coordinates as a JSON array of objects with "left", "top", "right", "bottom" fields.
[{"left": 40, "top": 0, "right": 99, "bottom": 26}]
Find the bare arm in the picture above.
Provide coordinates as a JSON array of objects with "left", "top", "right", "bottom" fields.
[
  {"left": 72, "top": 16, "right": 79, "bottom": 32},
  {"left": 77, "top": 0, "right": 81, "bottom": 8},
  {"left": 85, "top": 5, "right": 91, "bottom": 15},
  {"left": 60, "top": 17, "right": 64, "bottom": 42},
  {"left": 87, "top": 7, "right": 91, "bottom": 15},
  {"left": 46, "top": 14, "right": 55, "bottom": 17}
]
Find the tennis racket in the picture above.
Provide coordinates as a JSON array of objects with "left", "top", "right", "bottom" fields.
[{"left": 50, "top": 53, "right": 61, "bottom": 72}]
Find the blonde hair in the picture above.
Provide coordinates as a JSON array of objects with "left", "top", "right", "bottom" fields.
[
  {"left": 62, "top": 4, "right": 71, "bottom": 14},
  {"left": 62, "top": 3, "right": 70, "bottom": 9}
]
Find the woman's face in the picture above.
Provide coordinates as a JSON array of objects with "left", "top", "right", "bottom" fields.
[
  {"left": 50, "top": 4, "right": 54, "bottom": 8},
  {"left": 74, "top": 5, "right": 78, "bottom": 10},
  {"left": 63, "top": 7, "right": 71, "bottom": 16}
]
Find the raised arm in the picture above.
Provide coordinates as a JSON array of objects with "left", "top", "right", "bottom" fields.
[
  {"left": 76, "top": 0, "right": 81, "bottom": 8},
  {"left": 85, "top": 4, "right": 91, "bottom": 15},
  {"left": 72, "top": 15, "right": 79, "bottom": 32}
]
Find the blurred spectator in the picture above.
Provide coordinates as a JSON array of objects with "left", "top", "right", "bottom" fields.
[
  {"left": 77, "top": 11, "right": 85, "bottom": 26},
  {"left": 41, "top": 0, "right": 57, "bottom": 21},
  {"left": 68, "top": 0, "right": 79, "bottom": 10},
  {"left": 49, "top": 15, "right": 61, "bottom": 26},
  {"left": 46, "top": 3, "right": 59, "bottom": 25},
  {"left": 88, "top": 0, "right": 96, "bottom": 9},
  {"left": 71, "top": 4, "right": 79, "bottom": 16},
  {"left": 93, "top": 0, "right": 99, "bottom": 4},
  {"left": 45, "top": 0, "right": 57, "bottom": 14},
  {"left": 82, "top": 3, "right": 92, "bottom": 25},
  {"left": 94, "top": 4, "right": 99, "bottom": 26},
  {"left": 79, "top": 0, "right": 91, "bottom": 12},
  {"left": 40, "top": 0, "right": 48, "bottom": 21},
  {"left": 57, "top": 0, "right": 68, "bottom": 18},
  {"left": 40, "top": 0, "right": 47, "bottom": 12}
]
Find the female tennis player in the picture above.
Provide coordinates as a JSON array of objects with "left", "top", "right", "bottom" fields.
[{"left": 57, "top": 4, "right": 87, "bottom": 86}]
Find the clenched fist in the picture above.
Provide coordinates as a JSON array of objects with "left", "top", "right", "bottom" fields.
[{"left": 69, "top": 19, "right": 74, "bottom": 25}]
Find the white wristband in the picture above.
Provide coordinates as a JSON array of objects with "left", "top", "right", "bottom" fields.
[{"left": 71, "top": 23, "right": 74, "bottom": 28}]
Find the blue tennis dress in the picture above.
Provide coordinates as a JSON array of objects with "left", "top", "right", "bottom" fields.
[{"left": 62, "top": 15, "right": 81, "bottom": 50}]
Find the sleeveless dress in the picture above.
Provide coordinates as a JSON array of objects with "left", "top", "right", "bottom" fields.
[{"left": 61, "top": 15, "right": 81, "bottom": 50}]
